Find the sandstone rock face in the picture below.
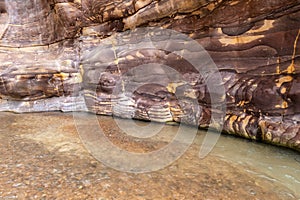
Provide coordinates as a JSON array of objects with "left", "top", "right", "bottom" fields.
[{"left": 0, "top": 0, "right": 299, "bottom": 151}]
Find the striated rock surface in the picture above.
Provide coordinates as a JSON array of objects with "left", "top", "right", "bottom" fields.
[{"left": 0, "top": 0, "right": 299, "bottom": 151}]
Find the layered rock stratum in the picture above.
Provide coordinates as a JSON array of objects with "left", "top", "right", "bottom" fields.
[{"left": 0, "top": 0, "right": 299, "bottom": 150}]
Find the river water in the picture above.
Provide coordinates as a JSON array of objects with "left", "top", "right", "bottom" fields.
[
  {"left": 208, "top": 132, "right": 300, "bottom": 198},
  {"left": 0, "top": 112, "right": 299, "bottom": 199},
  {"left": 99, "top": 115, "right": 300, "bottom": 198}
]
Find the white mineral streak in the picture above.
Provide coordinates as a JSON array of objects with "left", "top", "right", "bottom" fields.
[{"left": 0, "top": 96, "right": 88, "bottom": 113}]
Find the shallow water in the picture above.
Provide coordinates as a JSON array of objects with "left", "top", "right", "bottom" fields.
[
  {"left": 208, "top": 133, "right": 300, "bottom": 198},
  {"left": 103, "top": 115, "right": 300, "bottom": 198},
  {"left": 0, "top": 111, "right": 299, "bottom": 199}
]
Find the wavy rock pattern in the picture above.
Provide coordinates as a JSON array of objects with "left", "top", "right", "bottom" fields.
[{"left": 0, "top": 0, "right": 299, "bottom": 150}]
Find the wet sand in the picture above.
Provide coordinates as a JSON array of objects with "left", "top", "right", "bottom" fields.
[{"left": 0, "top": 112, "right": 298, "bottom": 199}]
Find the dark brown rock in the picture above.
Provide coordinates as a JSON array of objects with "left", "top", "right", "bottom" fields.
[{"left": 0, "top": 0, "right": 299, "bottom": 151}]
